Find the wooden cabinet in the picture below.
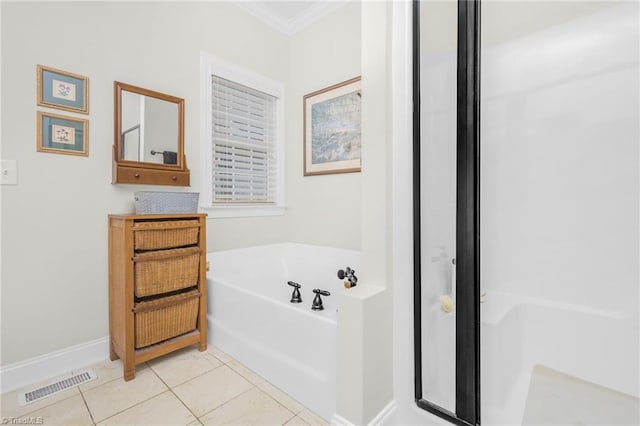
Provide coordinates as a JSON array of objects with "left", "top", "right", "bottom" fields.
[{"left": 108, "top": 213, "right": 207, "bottom": 380}]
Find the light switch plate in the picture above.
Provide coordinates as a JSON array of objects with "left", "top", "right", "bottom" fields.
[{"left": 1, "top": 160, "right": 18, "bottom": 185}]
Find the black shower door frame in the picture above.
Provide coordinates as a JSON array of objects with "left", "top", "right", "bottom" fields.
[{"left": 412, "top": 1, "right": 481, "bottom": 425}]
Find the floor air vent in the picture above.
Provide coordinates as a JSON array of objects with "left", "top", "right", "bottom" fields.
[{"left": 17, "top": 369, "right": 97, "bottom": 406}]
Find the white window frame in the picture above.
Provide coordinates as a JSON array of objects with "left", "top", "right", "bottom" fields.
[{"left": 200, "top": 52, "right": 285, "bottom": 218}]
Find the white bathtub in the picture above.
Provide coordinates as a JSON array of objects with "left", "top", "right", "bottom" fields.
[
  {"left": 481, "top": 290, "right": 640, "bottom": 425},
  {"left": 206, "top": 243, "right": 360, "bottom": 420}
]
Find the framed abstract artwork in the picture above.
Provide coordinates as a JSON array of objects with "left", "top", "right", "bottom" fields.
[
  {"left": 303, "top": 76, "right": 361, "bottom": 176},
  {"left": 37, "top": 65, "right": 89, "bottom": 114},
  {"left": 37, "top": 111, "right": 89, "bottom": 156}
]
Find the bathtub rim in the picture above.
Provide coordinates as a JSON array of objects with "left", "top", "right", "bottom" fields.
[
  {"left": 206, "top": 242, "right": 361, "bottom": 324},
  {"left": 206, "top": 274, "right": 338, "bottom": 325},
  {"left": 206, "top": 241, "right": 361, "bottom": 257}
]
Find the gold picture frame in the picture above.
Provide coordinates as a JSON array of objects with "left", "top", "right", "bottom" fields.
[
  {"left": 37, "top": 111, "right": 89, "bottom": 156},
  {"left": 37, "top": 65, "right": 89, "bottom": 114}
]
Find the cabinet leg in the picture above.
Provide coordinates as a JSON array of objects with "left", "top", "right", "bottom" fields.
[
  {"left": 123, "top": 367, "right": 135, "bottom": 381},
  {"left": 198, "top": 341, "right": 207, "bottom": 351},
  {"left": 123, "top": 355, "right": 135, "bottom": 381},
  {"left": 109, "top": 342, "right": 120, "bottom": 361}
]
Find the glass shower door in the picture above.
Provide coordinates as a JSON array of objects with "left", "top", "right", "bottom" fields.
[
  {"left": 414, "top": 1, "right": 480, "bottom": 424},
  {"left": 418, "top": 0, "right": 458, "bottom": 413}
]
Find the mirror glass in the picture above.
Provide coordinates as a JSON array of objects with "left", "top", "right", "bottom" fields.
[
  {"left": 120, "top": 89, "right": 180, "bottom": 164},
  {"left": 113, "top": 81, "right": 188, "bottom": 185}
]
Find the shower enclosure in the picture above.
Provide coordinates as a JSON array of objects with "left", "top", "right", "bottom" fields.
[{"left": 414, "top": 1, "right": 639, "bottom": 425}]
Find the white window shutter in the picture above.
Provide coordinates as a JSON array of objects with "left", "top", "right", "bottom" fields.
[{"left": 211, "top": 75, "right": 278, "bottom": 204}]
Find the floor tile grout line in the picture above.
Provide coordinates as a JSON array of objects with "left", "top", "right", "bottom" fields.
[
  {"left": 79, "top": 360, "right": 152, "bottom": 394},
  {"left": 224, "top": 356, "right": 308, "bottom": 417},
  {"left": 193, "top": 383, "right": 258, "bottom": 421},
  {"left": 168, "top": 384, "right": 207, "bottom": 425},
  {"left": 85, "top": 368, "right": 169, "bottom": 424},
  {"left": 184, "top": 373, "right": 302, "bottom": 426},
  {"left": 147, "top": 358, "right": 223, "bottom": 389},
  {"left": 89, "top": 388, "right": 169, "bottom": 424},
  {"left": 257, "top": 384, "right": 305, "bottom": 417},
  {"left": 4, "top": 347, "right": 319, "bottom": 425},
  {"left": 284, "top": 414, "right": 311, "bottom": 426},
  {"left": 226, "top": 365, "right": 267, "bottom": 387},
  {"left": 88, "top": 348, "right": 229, "bottom": 424},
  {"left": 276, "top": 412, "right": 306, "bottom": 426},
  {"left": 149, "top": 362, "right": 203, "bottom": 424},
  {"left": 2, "top": 349, "right": 214, "bottom": 422},
  {"left": 225, "top": 368, "right": 306, "bottom": 417},
  {"left": 206, "top": 348, "right": 234, "bottom": 365},
  {"left": 279, "top": 412, "right": 299, "bottom": 426},
  {"left": 79, "top": 373, "right": 123, "bottom": 394},
  {"left": 184, "top": 352, "right": 283, "bottom": 421},
  {"left": 78, "top": 386, "right": 97, "bottom": 426}
]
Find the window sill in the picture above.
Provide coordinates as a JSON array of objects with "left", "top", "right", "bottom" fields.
[{"left": 200, "top": 205, "right": 285, "bottom": 218}]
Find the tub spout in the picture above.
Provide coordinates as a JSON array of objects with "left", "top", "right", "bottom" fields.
[
  {"left": 287, "top": 281, "right": 302, "bottom": 303},
  {"left": 312, "top": 289, "right": 331, "bottom": 310}
]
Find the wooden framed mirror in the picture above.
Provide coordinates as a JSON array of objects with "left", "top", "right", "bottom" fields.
[{"left": 113, "top": 81, "right": 190, "bottom": 186}]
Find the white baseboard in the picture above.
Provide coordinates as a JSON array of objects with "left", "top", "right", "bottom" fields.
[
  {"left": 330, "top": 413, "right": 353, "bottom": 426},
  {"left": 0, "top": 336, "right": 110, "bottom": 393},
  {"left": 369, "top": 400, "right": 397, "bottom": 425},
  {"left": 330, "top": 400, "right": 397, "bottom": 426}
]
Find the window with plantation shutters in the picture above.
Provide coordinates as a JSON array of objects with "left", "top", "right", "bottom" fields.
[
  {"left": 201, "top": 52, "right": 284, "bottom": 218},
  {"left": 212, "top": 76, "right": 278, "bottom": 204}
]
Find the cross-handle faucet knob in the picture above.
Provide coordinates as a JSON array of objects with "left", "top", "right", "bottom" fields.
[
  {"left": 337, "top": 267, "right": 358, "bottom": 288},
  {"left": 312, "top": 289, "right": 331, "bottom": 311},
  {"left": 288, "top": 281, "right": 302, "bottom": 303}
]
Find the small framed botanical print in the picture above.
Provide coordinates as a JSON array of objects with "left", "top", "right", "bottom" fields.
[
  {"left": 37, "top": 65, "right": 89, "bottom": 114},
  {"left": 37, "top": 111, "right": 89, "bottom": 156}
]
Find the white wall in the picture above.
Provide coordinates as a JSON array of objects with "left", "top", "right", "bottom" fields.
[
  {"left": 480, "top": 2, "right": 639, "bottom": 320},
  {"left": 286, "top": 1, "right": 361, "bottom": 250},
  {"left": 0, "top": 1, "right": 361, "bottom": 368},
  {"left": 334, "top": 1, "right": 394, "bottom": 424}
]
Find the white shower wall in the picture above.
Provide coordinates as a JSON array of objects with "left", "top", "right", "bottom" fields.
[
  {"left": 480, "top": 2, "right": 639, "bottom": 324},
  {"left": 480, "top": 2, "right": 640, "bottom": 413}
]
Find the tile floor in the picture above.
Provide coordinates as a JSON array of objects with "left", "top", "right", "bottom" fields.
[{"left": 0, "top": 345, "right": 328, "bottom": 426}]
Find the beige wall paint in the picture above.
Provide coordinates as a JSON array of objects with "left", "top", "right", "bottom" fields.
[
  {"left": 286, "top": 1, "right": 361, "bottom": 250},
  {"left": 335, "top": 2, "right": 393, "bottom": 424},
  {"left": 1, "top": 1, "right": 361, "bottom": 365}
]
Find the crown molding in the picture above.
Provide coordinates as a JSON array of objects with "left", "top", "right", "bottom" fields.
[{"left": 231, "top": 1, "right": 351, "bottom": 36}]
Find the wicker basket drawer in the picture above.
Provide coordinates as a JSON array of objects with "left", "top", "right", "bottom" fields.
[
  {"left": 133, "top": 289, "right": 200, "bottom": 349},
  {"left": 133, "top": 247, "right": 200, "bottom": 297},
  {"left": 133, "top": 220, "right": 200, "bottom": 250}
]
